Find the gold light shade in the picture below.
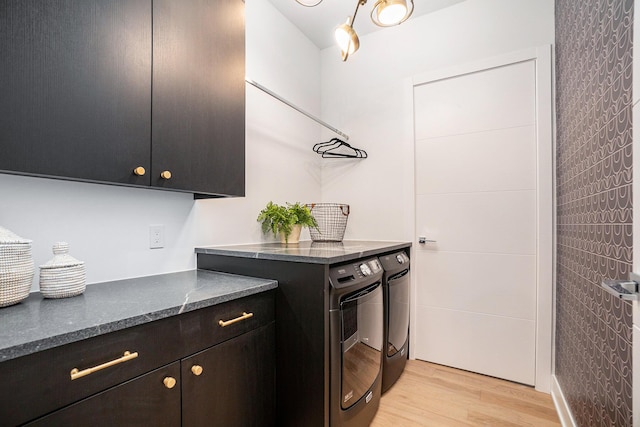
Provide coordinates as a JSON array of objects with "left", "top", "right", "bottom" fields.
[
  {"left": 371, "top": 0, "right": 414, "bottom": 26},
  {"left": 335, "top": 18, "right": 360, "bottom": 61}
]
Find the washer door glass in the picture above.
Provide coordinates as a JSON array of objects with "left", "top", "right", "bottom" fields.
[{"left": 340, "top": 282, "right": 383, "bottom": 409}]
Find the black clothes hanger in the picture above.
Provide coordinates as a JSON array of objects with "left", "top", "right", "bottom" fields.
[
  {"left": 313, "top": 138, "right": 340, "bottom": 153},
  {"left": 313, "top": 138, "right": 368, "bottom": 159}
]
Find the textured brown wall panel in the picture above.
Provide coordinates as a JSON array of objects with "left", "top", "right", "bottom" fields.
[{"left": 555, "top": 0, "right": 633, "bottom": 425}]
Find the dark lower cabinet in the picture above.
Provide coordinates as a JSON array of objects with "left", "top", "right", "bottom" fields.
[
  {"left": 182, "top": 324, "right": 276, "bottom": 427},
  {"left": 25, "top": 363, "right": 182, "bottom": 427},
  {"left": 2, "top": 291, "right": 275, "bottom": 427},
  {"left": 24, "top": 325, "right": 275, "bottom": 427}
]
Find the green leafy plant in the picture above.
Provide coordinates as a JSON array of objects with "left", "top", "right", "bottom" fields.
[{"left": 257, "top": 202, "right": 318, "bottom": 243}]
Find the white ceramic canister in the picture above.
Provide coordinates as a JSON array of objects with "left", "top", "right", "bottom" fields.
[
  {"left": 39, "top": 242, "right": 86, "bottom": 299},
  {"left": 0, "top": 227, "right": 35, "bottom": 307}
]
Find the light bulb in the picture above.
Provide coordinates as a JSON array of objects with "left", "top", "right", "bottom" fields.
[
  {"left": 377, "top": 3, "right": 407, "bottom": 25},
  {"left": 371, "top": 0, "right": 414, "bottom": 27}
]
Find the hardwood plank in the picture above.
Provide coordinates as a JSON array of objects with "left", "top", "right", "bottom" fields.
[{"left": 372, "top": 360, "right": 561, "bottom": 426}]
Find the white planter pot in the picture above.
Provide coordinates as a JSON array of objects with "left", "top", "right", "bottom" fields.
[{"left": 280, "top": 224, "right": 302, "bottom": 244}]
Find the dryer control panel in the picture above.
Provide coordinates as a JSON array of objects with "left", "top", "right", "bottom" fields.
[{"left": 379, "top": 251, "right": 410, "bottom": 274}]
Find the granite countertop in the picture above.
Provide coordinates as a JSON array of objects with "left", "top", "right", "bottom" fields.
[
  {"left": 0, "top": 269, "right": 277, "bottom": 363},
  {"left": 195, "top": 240, "right": 411, "bottom": 264}
]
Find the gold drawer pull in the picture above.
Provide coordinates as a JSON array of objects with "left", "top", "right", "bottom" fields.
[
  {"left": 191, "top": 365, "right": 203, "bottom": 376},
  {"left": 70, "top": 351, "right": 139, "bottom": 380},
  {"left": 218, "top": 312, "right": 253, "bottom": 327}
]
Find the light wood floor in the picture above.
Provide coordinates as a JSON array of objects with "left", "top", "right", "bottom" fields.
[{"left": 371, "top": 360, "right": 561, "bottom": 426}]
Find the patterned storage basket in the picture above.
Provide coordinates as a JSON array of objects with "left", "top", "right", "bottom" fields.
[
  {"left": 0, "top": 227, "right": 34, "bottom": 307},
  {"left": 39, "top": 242, "right": 86, "bottom": 299},
  {"left": 306, "top": 203, "right": 350, "bottom": 242}
]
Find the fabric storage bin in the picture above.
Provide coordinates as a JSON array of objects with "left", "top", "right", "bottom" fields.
[
  {"left": 0, "top": 227, "right": 34, "bottom": 307},
  {"left": 40, "top": 242, "right": 86, "bottom": 299}
]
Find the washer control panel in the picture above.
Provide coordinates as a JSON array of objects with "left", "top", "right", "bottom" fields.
[
  {"left": 329, "top": 257, "right": 383, "bottom": 289},
  {"left": 356, "top": 258, "right": 382, "bottom": 278}
]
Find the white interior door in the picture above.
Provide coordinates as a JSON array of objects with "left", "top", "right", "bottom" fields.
[{"left": 413, "top": 59, "right": 538, "bottom": 385}]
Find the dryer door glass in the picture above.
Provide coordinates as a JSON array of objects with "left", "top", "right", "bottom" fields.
[
  {"left": 340, "top": 282, "right": 383, "bottom": 409},
  {"left": 387, "top": 269, "right": 410, "bottom": 357}
]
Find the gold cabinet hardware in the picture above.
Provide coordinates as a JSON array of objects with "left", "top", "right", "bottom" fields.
[
  {"left": 163, "top": 376, "right": 177, "bottom": 389},
  {"left": 191, "top": 365, "right": 203, "bottom": 376},
  {"left": 70, "top": 351, "right": 139, "bottom": 380},
  {"left": 160, "top": 170, "right": 172, "bottom": 180},
  {"left": 218, "top": 312, "right": 253, "bottom": 327},
  {"left": 133, "top": 166, "right": 146, "bottom": 176}
]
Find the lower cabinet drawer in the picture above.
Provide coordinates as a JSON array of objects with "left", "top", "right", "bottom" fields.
[
  {"left": 25, "top": 362, "right": 181, "bottom": 427},
  {"left": 0, "top": 315, "right": 183, "bottom": 426},
  {"left": 177, "top": 290, "right": 275, "bottom": 355}
]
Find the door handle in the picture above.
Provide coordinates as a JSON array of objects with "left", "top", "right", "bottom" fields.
[
  {"left": 601, "top": 272, "right": 640, "bottom": 301},
  {"left": 418, "top": 236, "right": 437, "bottom": 244}
]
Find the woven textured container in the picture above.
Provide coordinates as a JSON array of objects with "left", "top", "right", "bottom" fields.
[
  {"left": 0, "top": 227, "right": 34, "bottom": 307},
  {"left": 40, "top": 242, "right": 86, "bottom": 299},
  {"left": 307, "top": 203, "right": 350, "bottom": 242}
]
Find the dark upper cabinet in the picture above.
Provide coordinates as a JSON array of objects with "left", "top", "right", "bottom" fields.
[
  {"left": 0, "top": 0, "right": 245, "bottom": 197},
  {"left": 0, "top": 0, "right": 152, "bottom": 186},
  {"left": 153, "top": 0, "right": 246, "bottom": 197}
]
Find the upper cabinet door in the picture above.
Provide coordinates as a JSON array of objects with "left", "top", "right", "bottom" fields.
[
  {"left": 152, "top": 0, "right": 246, "bottom": 197},
  {"left": 0, "top": 0, "right": 152, "bottom": 185}
]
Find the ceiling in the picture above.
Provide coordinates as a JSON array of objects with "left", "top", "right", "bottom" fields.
[{"left": 267, "top": 0, "right": 466, "bottom": 50}]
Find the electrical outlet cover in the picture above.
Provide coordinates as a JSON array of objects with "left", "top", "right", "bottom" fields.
[{"left": 149, "top": 225, "right": 165, "bottom": 249}]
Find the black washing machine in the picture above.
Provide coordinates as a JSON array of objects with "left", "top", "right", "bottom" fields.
[
  {"left": 379, "top": 250, "right": 410, "bottom": 393},
  {"left": 329, "top": 257, "right": 384, "bottom": 427}
]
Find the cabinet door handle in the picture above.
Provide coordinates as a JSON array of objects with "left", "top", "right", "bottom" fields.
[
  {"left": 191, "top": 365, "right": 204, "bottom": 376},
  {"left": 160, "top": 170, "right": 172, "bottom": 180},
  {"left": 163, "top": 376, "right": 177, "bottom": 389},
  {"left": 133, "top": 166, "right": 146, "bottom": 176},
  {"left": 70, "top": 351, "right": 139, "bottom": 380},
  {"left": 218, "top": 312, "right": 253, "bottom": 327}
]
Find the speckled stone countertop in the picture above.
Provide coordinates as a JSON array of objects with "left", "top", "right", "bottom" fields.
[
  {"left": 195, "top": 240, "right": 411, "bottom": 264},
  {"left": 0, "top": 269, "right": 277, "bottom": 362}
]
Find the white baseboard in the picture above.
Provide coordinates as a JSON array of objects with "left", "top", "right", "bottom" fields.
[{"left": 551, "top": 375, "right": 577, "bottom": 427}]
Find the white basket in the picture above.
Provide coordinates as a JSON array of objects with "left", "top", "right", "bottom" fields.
[
  {"left": 0, "top": 227, "right": 34, "bottom": 307},
  {"left": 39, "top": 242, "right": 86, "bottom": 299}
]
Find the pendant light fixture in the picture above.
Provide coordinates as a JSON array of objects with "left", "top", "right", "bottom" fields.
[
  {"left": 294, "top": 0, "right": 415, "bottom": 61},
  {"left": 334, "top": 0, "right": 366, "bottom": 61}
]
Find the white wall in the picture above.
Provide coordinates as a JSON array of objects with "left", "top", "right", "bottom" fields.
[
  {"left": 195, "top": 0, "right": 323, "bottom": 247},
  {"left": 0, "top": 0, "right": 322, "bottom": 291},
  {"left": 320, "top": 0, "right": 555, "bottom": 242}
]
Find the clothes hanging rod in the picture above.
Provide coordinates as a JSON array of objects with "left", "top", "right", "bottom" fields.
[{"left": 245, "top": 77, "right": 350, "bottom": 141}]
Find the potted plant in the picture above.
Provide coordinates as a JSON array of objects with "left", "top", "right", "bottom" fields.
[{"left": 257, "top": 202, "right": 318, "bottom": 244}]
